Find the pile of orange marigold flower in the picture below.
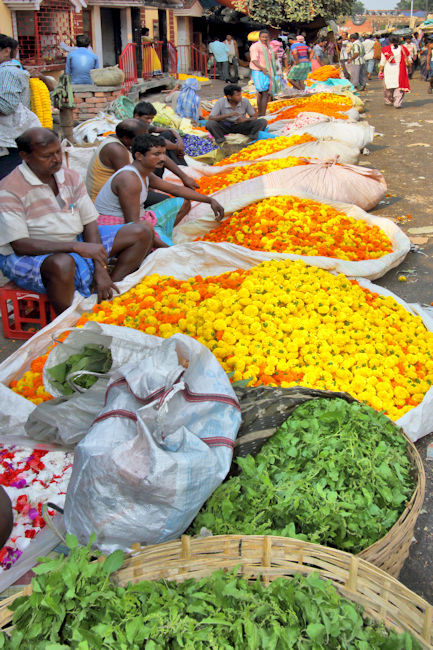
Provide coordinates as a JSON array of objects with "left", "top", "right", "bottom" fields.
[
  {"left": 306, "top": 65, "right": 342, "bottom": 85},
  {"left": 195, "top": 158, "right": 308, "bottom": 195},
  {"left": 197, "top": 196, "right": 393, "bottom": 259},
  {"left": 215, "top": 134, "right": 315, "bottom": 166},
  {"left": 10, "top": 258, "right": 433, "bottom": 422}
]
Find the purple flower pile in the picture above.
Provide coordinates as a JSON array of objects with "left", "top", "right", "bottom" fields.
[{"left": 182, "top": 133, "right": 218, "bottom": 157}]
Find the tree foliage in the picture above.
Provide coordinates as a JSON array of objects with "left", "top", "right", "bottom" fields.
[
  {"left": 395, "top": 0, "right": 428, "bottom": 11},
  {"left": 351, "top": 0, "right": 365, "bottom": 14},
  {"left": 233, "top": 0, "right": 355, "bottom": 27}
]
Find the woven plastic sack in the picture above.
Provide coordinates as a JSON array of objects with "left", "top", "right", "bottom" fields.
[
  {"left": 62, "top": 140, "right": 97, "bottom": 181},
  {"left": 90, "top": 65, "right": 124, "bottom": 86},
  {"left": 182, "top": 160, "right": 385, "bottom": 211},
  {"left": 109, "top": 96, "right": 135, "bottom": 119},
  {"left": 173, "top": 187, "right": 408, "bottom": 279},
  {"left": 64, "top": 333, "right": 241, "bottom": 552},
  {"left": 288, "top": 121, "right": 374, "bottom": 149}
]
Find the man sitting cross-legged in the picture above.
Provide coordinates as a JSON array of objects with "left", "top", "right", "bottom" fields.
[
  {"left": 94, "top": 134, "right": 224, "bottom": 231},
  {"left": 0, "top": 128, "right": 159, "bottom": 314},
  {"left": 205, "top": 84, "right": 268, "bottom": 145}
]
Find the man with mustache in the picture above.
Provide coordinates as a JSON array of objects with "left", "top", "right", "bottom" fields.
[{"left": 0, "top": 127, "right": 158, "bottom": 314}]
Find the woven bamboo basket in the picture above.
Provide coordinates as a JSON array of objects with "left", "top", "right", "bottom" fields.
[
  {"left": 358, "top": 435, "right": 425, "bottom": 577},
  {"left": 2, "top": 535, "right": 431, "bottom": 647}
]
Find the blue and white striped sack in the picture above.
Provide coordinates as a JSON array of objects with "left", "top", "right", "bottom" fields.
[{"left": 64, "top": 333, "right": 241, "bottom": 553}]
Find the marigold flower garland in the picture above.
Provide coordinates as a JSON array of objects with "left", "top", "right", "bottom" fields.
[
  {"left": 29, "top": 78, "right": 53, "bottom": 129},
  {"left": 11, "top": 260, "right": 433, "bottom": 423},
  {"left": 197, "top": 196, "right": 393, "bottom": 260},
  {"left": 195, "top": 158, "right": 308, "bottom": 195},
  {"left": 215, "top": 134, "right": 315, "bottom": 166}
]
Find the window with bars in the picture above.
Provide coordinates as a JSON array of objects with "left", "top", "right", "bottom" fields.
[{"left": 16, "top": 1, "right": 90, "bottom": 69}]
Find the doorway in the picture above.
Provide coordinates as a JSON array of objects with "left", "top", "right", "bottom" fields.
[{"left": 100, "top": 8, "right": 121, "bottom": 67}]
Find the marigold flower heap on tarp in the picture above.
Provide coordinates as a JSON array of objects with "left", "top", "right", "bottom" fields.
[
  {"left": 306, "top": 65, "right": 342, "bottom": 85},
  {"left": 215, "top": 135, "right": 315, "bottom": 166},
  {"left": 195, "top": 159, "right": 308, "bottom": 194},
  {"left": 197, "top": 196, "right": 393, "bottom": 260},
  {"left": 12, "top": 259, "right": 433, "bottom": 423}
]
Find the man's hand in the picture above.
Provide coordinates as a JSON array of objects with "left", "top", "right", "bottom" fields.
[
  {"left": 93, "top": 266, "right": 120, "bottom": 303},
  {"left": 210, "top": 198, "right": 224, "bottom": 221},
  {"left": 234, "top": 116, "right": 248, "bottom": 123},
  {"left": 176, "top": 142, "right": 185, "bottom": 156},
  {"left": 73, "top": 241, "right": 108, "bottom": 267},
  {"left": 182, "top": 175, "right": 199, "bottom": 190}
]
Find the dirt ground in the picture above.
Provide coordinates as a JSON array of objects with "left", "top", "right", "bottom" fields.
[{"left": 1, "top": 73, "right": 433, "bottom": 601}]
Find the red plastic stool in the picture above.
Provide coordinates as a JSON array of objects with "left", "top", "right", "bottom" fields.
[{"left": 0, "top": 282, "right": 56, "bottom": 340}]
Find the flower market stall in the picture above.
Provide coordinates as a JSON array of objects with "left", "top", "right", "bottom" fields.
[{"left": 0, "top": 74, "right": 430, "bottom": 610}]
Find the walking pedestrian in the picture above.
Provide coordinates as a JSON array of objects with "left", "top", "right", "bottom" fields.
[
  {"left": 379, "top": 36, "right": 410, "bottom": 108},
  {"left": 426, "top": 37, "right": 433, "bottom": 94},
  {"left": 363, "top": 34, "right": 375, "bottom": 80},
  {"left": 346, "top": 33, "right": 366, "bottom": 91},
  {"left": 287, "top": 35, "right": 311, "bottom": 90},
  {"left": 209, "top": 37, "right": 229, "bottom": 82},
  {"left": 224, "top": 35, "right": 239, "bottom": 82},
  {"left": 249, "top": 30, "right": 281, "bottom": 115},
  {"left": 404, "top": 35, "right": 417, "bottom": 79}
]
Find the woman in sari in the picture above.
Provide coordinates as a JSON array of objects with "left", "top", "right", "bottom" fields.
[
  {"left": 379, "top": 36, "right": 410, "bottom": 108},
  {"left": 249, "top": 30, "right": 281, "bottom": 116}
]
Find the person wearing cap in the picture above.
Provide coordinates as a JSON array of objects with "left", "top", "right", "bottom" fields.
[{"left": 287, "top": 35, "right": 311, "bottom": 90}]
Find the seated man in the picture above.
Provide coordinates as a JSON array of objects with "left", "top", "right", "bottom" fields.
[
  {"left": 65, "top": 34, "right": 99, "bottom": 85},
  {"left": 86, "top": 118, "right": 199, "bottom": 213},
  {"left": 205, "top": 84, "right": 267, "bottom": 145},
  {"left": 95, "top": 134, "right": 224, "bottom": 232},
  {"left": 133, "top": 101, "right": 186, "bottom": 166},
  {"left": 0, "top": 128, "right": 159, "bottom": 314}
]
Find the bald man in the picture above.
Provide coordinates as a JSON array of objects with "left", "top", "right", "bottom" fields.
[
  {"left": 86, "top": 118, "right": 198, "bottom": 211},
  {"left": 0, "top": 128, "right": 163, "bottom": 314}
]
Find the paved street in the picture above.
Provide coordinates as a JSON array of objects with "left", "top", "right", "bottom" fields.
[{"left": 1, "top": 74, "right": 432, "bottom": 601}]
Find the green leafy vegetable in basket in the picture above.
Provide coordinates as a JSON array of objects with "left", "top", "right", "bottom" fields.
[
  {"left": 0, "top": 535, "right": 420, "bottom": 649},
  {"left": 47, "top": 344, "right": 112, "bottom": 395},
  {"left": 191, "top": 399, "right": 415, "bottom": 553}
]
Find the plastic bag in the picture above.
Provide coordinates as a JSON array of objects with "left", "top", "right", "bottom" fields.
[
  {"left": 64, "top": 333, "right": 241, "bottom": 552},
  {"left": 173, "top": 187, "right": 408, "bottom": 279},
  {"left": 288, "top": 121, "right": 374, "bottom": 149}
]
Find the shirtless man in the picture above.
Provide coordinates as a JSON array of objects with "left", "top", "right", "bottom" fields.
[{"left": 95, "top": 134, "right": 224, "bottom": 228}]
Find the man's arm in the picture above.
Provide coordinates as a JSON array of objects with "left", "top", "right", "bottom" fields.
[
  {"left": 99, "top": 141, "right": 131, "bottom": 171},
  {"left": 0, "top": 69, "right": 26, "bottom": 116},
  {"left": 82, "top": 221, "right": 119, "bottom": 302},
  {"left": 149, "top": 175, "right": 224, "bottom": 220},
  {"left": 163, "top": 157, "right": 199, "bottom": 190},
  {"left": 112, "top": 171, "right": 143, "bottom": 223}
]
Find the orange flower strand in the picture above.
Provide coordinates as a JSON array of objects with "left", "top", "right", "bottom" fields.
[{"left": 197, "top": 196, "right": 393, "bottom": 261}]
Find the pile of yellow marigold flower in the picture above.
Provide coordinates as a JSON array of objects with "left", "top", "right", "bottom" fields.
[
  {"left": 11, "top": 259, "right": 433, "bottom": 422},
  {"left": 197, "top": 196, "right": 393, "bottom": 260},
  {"left": 215, "top": 135, "right": 315, "bottom": 166},
  {"left": 195, "top": 159, "right": 308, "bottom": 195}
]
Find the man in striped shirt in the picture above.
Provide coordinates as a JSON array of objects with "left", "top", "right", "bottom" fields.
[{"left": 0, "top": 127, "right": 159, "bottom": 314}]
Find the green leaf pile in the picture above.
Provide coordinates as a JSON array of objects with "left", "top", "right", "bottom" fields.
[
  {"left": 191, "top": 399, "right": 415, "bottom": 553},
  {"left": 47, "top": 344, "right": 112, "bottom": 395},
  {"left": 0, "top": 536, "right": 420, "bottom": 649}
]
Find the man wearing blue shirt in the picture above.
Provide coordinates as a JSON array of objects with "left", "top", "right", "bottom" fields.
[
  {"left": 209, "top": 37, "right": 230, "bottom": 82},
  {"left": 65, "top": 35, "right": 99, "bottom": 85}
]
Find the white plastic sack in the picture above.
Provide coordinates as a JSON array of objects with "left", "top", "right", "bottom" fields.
[
  {"left": 64, "top": 333, "right": 241, "bottom": 552},
  {"left": 288, "top": 121, "right": 374, "bottom": 149},
  {"left": 173, "top": 188, "right": 408, "bottom": 279},
  {"left": 0, "top": 243, "right": 431, "bottom": 445},
  {"left": 62, "top": 140, "right": 97, "bottom": 182},
  {"left": 26, "top": 323, "right": 164, "bottom": 446},
  {"left": 183, "top": 160, "right": 386, "bottom": 213},
  {"left": 73, "top": 112, "right": 119, "bottom": 145}
]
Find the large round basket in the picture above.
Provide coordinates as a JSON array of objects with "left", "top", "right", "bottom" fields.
[
  {"left": 358, "top": 434, "right": 425, "bottom": 577},
  {"left": 3, "top": 535, "right": 430, "bottom": 647}
]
